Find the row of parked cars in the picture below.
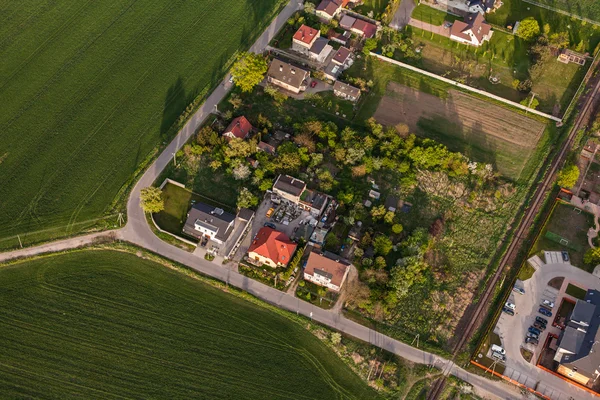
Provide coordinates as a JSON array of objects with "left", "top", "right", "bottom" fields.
[{"left": 525, "top": 300, "right": 554, "bottom": 347}]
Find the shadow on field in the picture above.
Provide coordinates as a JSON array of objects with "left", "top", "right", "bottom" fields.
[{"left": 160, "top": 77, "right": 191, "bottom": 137}]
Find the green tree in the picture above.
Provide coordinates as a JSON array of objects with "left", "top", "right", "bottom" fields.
[
  {"left": 516, "top": 17, "right": 540, "bottom": 41},
  {"left": 584, "top": 247, "right": 600, "bottom": 265},
  {"left": 236, "top": 187, "right": 258, "bottom": 209},
  {"left": 520, "top": 96, "right": 539, "bottom": 110},
  {"left": 384, "top": 211, "right": 395, "bottom": 224},
  {"left": 370, "top": 205, "right": 387, "bottom": 221},
  {"left": 549, "top": 32, "right": 569, "bottom": 49},
  {"left": 374, "top": 256, "right": 387, "bottom": 270},
  {"left": 362, "top": 38, "right": 378, "bottom": 56},
  {"left": 392, "top": 223, "right": 403, "bottom": 234},
  {"left": 230, "top": 52, "right": 268, "bottom": 92},
  {"left": 557, "top": 164, "right": 580, "bottom": 188},
  {"left": 373, "top": 235, "right": 393, "bottom": 256},
  {"left": 140, "top": 187, "right": 164, "bottom": 213}
]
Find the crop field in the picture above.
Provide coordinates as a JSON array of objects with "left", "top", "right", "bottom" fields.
[
  {"left": 515, "top": 0, "right": 600, "bottom": 23},
  {"left": 0, "top": 250, "right": 377, "bottom": 399},
  {"left": 373, "top": 82, "right": 546, "bottom": 179},
  {"left": 0, "top": 0, "right": 285, "bottom": 249}
]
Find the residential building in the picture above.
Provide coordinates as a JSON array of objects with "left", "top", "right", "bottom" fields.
[
  {"left": 309, "top": 37, "right": 333, "bottom": 63},
  {"left": 267, "top": 59, "right": 310, "bottom": 94},
  {"left": 449, "top": 13, "right": 492, "bottom": 47},
  {"left": 323, "top": 61, "right": 343, "bottom": 81},
  {"left": 333, "top": 81, "right": 361, "bottom": 102},
  {"left": 257, "top": 141, "right": 276, "bottom": 155},
  {"left": 247, "top": 227, "right": 297, "bottom": 268},
  {"left": 315, "top": 0, "right": 345, "bottom": 20},
  {"left": 299, "top": 189, "right": 330, "bottom": 218},
  {"left": 303, "top": 250, "right": 351, "bottom": 292},
  {"left": 467, "top": 0, "right": 496, "bottom": 14},
  {"left": 292, "top": 24, "right": 319, "bottom": 55},
  {"left": 339, "top": 14, "right": 356, "bottom": 30},
  {"left": 555, "top": 290, "right": 600, "bottom": 386},
  {"left": 182, "top": 203, "right": 236, "bottom": 244},
  {"left": 223, "top": 116, "right": 253, "bottom": 140},
  {"left": 332, "top": 47, "right": 353, "bottom": 68},
  {"left": 350, "top": 19, "right": 377, "bottom": 39},
  {"left": 328, "top": 29, "right": 351, "bottom": 46},
  {"left": 272, "top": 174, "right": 307, "bottom": 204}
]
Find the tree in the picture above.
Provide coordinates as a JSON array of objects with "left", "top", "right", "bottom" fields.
[
  {"left": 362, "top": 38, "right": 378, "bottom": 56},
  {"left": 584, "top": 248, "right": 600, "bottom": 265},
  {"left": 384, "top": 211, "right": 395, "bottom": 224},
  {"left": 224, "top": 137, "right": 253, "bottom": 159},
  {"left": 516, "top": 17, "right": 540, "bottom": 41},
  {"left": 374, "top": 256, "right": 387, "bottom": 270},
  {"left": 228, "top": 94, "right": 243, "bottom": 110},
  {"left": 520, "top": 96, "right": 539, "bottom": 109},
  {"left": 549, "top": 32, "right": 569, "bottom": 49},
  {"left": 237, "top": 187, "right": 258, "bottom": 209},
  {"left": 232, "top": 163, "right": 251, "bottom": 180},
  {"left": 230, "top": 52, "right": 268, "bottom": 92},
  {"left": 373, "top": 235, "right": 393, "bottom": 256},
  {"left": 557, "top": 164, "right": 580, "bottom": 188},
  {"left": 392, "top": 223, "right": 403, "bottom": 234},
  {"left": 140, "top": 187, "right": 164, "bottom": 213},
  {"left": 294, "top": 132, "right": 316, "bottom": 152},
  {"left": 370, "top": 205, "right": 387, "bottom": 221}
]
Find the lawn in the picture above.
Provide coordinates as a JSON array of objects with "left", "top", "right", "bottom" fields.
[
  {"left": 566, "top": 283, "right": 587, "bottom": 300},
  {"left": 527, "top": 0, "right": 600, "bottom": 22},
  {"left": 353, "top": 0, "right": 392, "bottom": 19},
  {"left": 529, "top": 200, "right": 595, "bottom": 269},
  {"left": 0, "top": 250, "right": 378, "bottom": 399},
  {"left": 0, "top": 0, "right": 286, "bottom": 250},
  {"left": 411, "top": 4, "right": 461, "bottom": 26}
]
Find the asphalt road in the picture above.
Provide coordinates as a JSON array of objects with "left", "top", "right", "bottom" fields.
[
  {"left": 390, "top": 0, "right": 416, "bottom": 29},
  {"left": 0, "top": 1, "right": 530, "bottom": 399}
]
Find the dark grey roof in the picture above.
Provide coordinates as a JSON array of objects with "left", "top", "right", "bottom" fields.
[
  {"left": 273, "top": 175, "right": 306, "bottom": 197},
  {"left": 300, "top": 190, "right": 328, "bottom": 211},
  {"left": 267, "top": 59, "right": 309, "bottom": 90},
  {"left": 182, "top": 202, "right": 235, "bottom": 242},
  {"left": 324, "top": 61, "right": 342, "bottom": 79},
  {"left": 572, "top": 300, "right": 596, "bottom": 325},
  {"left": 314, "top": 268, "right": 333, "bottom": 280},
  {"left": 310, "top": 37, "right": 329, "bottom": 55},
  {"left": 561, "top": 290, "right": 600, "bottom": 379},
  {"left": 237, "top": 208, "right": 255, "bottom": 221},
  {"left": 333, "top": 81, "right": 360, "bottom": 98},
  {"left": 560, "top": 326, "right": 586, "bottom": 354}
]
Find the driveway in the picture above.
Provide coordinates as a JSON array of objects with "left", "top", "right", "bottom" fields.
[
  {"left": 408, "top": 17, "right": 451, "bottom": 37},
  {"left": 390, "top": 0, "right": 416, "bottom": 29}
]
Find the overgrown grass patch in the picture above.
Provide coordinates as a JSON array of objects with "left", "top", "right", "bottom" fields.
[
  {"left": 411, "top": 4, "right": 461, "bottom": 26},
  {"left": 566, "top": 283, "right": 587, "bottom": 299}
]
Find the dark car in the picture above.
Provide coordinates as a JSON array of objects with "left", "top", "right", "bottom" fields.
[
  {"left": 525, "top": 337, "right": 539, "bottom": 345},
  {"left": 561, "top": 251, "right": 570, "bottom": 262},
  {"left": 539, "top": 307, "right": 552, "bottom": 317},
  {"left": 528, "top": 326, "right": 541, "bottom": 336},
  {"left": 526, "top": 332, "right": 539, "bottom": 340},
  {"left": 264, "top": 222, "right": 276, "bottom": 229},
  {"left": 533, "top": 321, "right": 546, "bottom": 331},
  {"left": 536, "top": 316, "right": 548, "bottom": 325},
  {"left": 502, "top": 307, "right": 515, "bottom": 316}
]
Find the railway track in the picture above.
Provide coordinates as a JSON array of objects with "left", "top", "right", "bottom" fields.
[{"left": 427, "top": 64, "right": 600, "bottom": 400}]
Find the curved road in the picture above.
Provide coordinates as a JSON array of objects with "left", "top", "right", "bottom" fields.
[{"left": 0, "top": 1, "right": 540, "bottom": 399}]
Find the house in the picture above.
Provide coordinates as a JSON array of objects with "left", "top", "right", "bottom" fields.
[
  {"left": 324, "top": 61, "right": 343, "bottom": 81},
  {"left": 555, "top": 290, "right": 600, "bottom": 386},
  {"left": 350, "top": 19, "right": 377, "bottom": 39},
  {"left": 332, "top": 47, "right": 353, "bottom": 68},
  {"left": 223, "top": 116, "right": 253, "bottom": 140},
  {"left": 449, "top": 13, "right": 492, "bottom": 47},
  {"left": 247, "top": 227, "right": 297, "bottom": 268},
  {"left": 267, "top": 59, "right": 310, "bottom": 94},
  {"left": 328, "top": 29, "right": 351, "bottom": 46},
  {"left": 257, "top": 141, "right": 276, "bottom": 155},
  {"left": 299, "top": 189, "right": 330, "bottom": 218},
  {"left": 467, "top": 0, "right": 496, "bottom": 14},
  {"left": 303, "top": 250, "right": 351, "bottom": 292},
  {"left": 315, "top": 0, "right": 345, "bottom": 20},
  {"left": 182, "top": 203, "right": 236, "bottom": 244},
  {"left": 333, "top": 81, "right": 361, "bottom": 102},
  {"left": 309, "top": 37, "right": 333, "bottom": 63},
  {"left": 339, "top": 14, "right": 356, "bottom": 30},
  {"left": 272, "top": 174, "right": 307, "bottom": 204},
  {"left": 292, "top": 24, "right": 319, "bottom": 55}
]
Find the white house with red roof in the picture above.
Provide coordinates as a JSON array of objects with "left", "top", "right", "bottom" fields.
[
  {"left": 449, "top": 13, "right": 492, "bottom": 47},
  {"left": 247, "top": 227, "right": 297, "bottom": 268},
  {"left": 223, "top": 116, "right": 253, "bottom": 140},
  {"left": 292, "top": 24, "right": 319, "bottom": 55}
]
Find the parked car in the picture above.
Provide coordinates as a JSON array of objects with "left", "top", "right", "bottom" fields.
[
  {"left": 525, "top": 337, "right": 539, "bottom": 345},
  {"left": 526, "top": 332, "right": 539, "bottom": 340},
  {"left": 536, "top": 316, "right": 548, "bottom": 325},
  {"left": 533, "top": 321, "right": 546, "bottom": 331},
  {"left": 502, "top": 307, "right": 515, "bottom": 316},
  {"left": 264, "top": 222, "right": 276, "bottom": 229},
  {"left": 491, "top": 344, "right": 505, "bottom": 355},
  {"left": 266, "top": 207, "right": 275, "bottom": 218},
  {"left": 491, "top": 351, "right": 506, "bottom": 362},
  {"left": 529, "top": 326, "right": 541, "bottom": 336},
  {"left": 561, "top": 251, "right": 570, "bottom": 262},
  {"left": 541, "top": 300, "right": 555, "bottom": 308},
  {"left": 505, "top": 302, "right": 516, "bottom": 310},
  {"left": 513, "top": 286, "right": 525, "bottom": 295},
  {"left": 310, "top": 80, "right": 318, "bottom": 88},
  {"left": 539, "top": 307, "right": 552, "bottom": 317}
]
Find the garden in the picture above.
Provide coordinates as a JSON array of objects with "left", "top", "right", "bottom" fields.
[{"left": 296, "top": 279, "right": 340, "bottom": 309}]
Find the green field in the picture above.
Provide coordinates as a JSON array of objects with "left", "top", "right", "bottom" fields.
[
  {"left": 0, "top": 0, "right": 285, "bottom": 249},
  {"left": 0, "top": 250, "right": 378, "bottom": 399},
  {"left": 411, "top": 4, "right": 461, "bottom": 26},
  {"left": 511, "top": 0, "right": 600, "bottom": 24}
]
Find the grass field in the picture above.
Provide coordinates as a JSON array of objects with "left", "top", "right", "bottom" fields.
[
  {"left": 0, "top": 250, "right": 378, "bottom": 399},
  {"left": 372, "top": 82, "right": 546, "bottom": 179},
  {"left": 527, "top": 0, "right": 600, "bottom": 22},
  {"left": 0, "top": 0, "right": 285, "bottom": 250},
  {"left": 411, "top": 4, "right": 461, "bottom": 26},
  {"left": 566, "top": 283, "right": 587, "bottom": 300}
]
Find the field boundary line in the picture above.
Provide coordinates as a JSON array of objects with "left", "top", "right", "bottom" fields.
[
  {"left": 521, "top": 0, "right": 600, "bottom": 26},
  {"left": 370, "top": 52, "right": 563, "bottom": 122}
]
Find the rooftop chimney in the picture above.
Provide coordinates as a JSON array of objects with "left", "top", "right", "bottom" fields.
[
  {"left": 279, "top": 65, "right": 283, "bottom": 72},
  {"left": 291, "top": 68, "right": 296, "bottom": 74}
]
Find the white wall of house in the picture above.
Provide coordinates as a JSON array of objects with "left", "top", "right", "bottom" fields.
[
  {"left": 248, "top": 251, "right": 278, "bottom": 267},
  {"left": 292, "top": 39, "right": 312, "bottom": 55},
  {"left": 268, "top": 77, "right": 302, "bottom": 94}
]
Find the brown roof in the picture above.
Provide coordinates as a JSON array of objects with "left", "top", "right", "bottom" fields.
[
  {"left": 450, "top": 13, "right": 491, "bottom": 43},
  {"left": 333, "top": 81, "right": 360, "bottom": 98},
  {"left": 352, "top": 19, "right": 377, "bottom": 38},
  {"left": 224, "top": 116, "right": 253, "bottom": 139},
  {"left": 304, "top": 251, "right": 350, "bottom": 287},
  {"left": 293, "top": 24, "right": 319, "bottom": 46},
  {"left": 273, "top": 174, "right": 306, "bottom": 196},
  {"left": 316, "top": 0, "right": 342, "bottom": 16},
  {"left": 248, "top": 227, "right": 297, "bottom": 266},
  {"left": 267, "top": 59, "right": 309, "bottom": 90},
  {"left": 333, "top": 47, "right": 351, "bottom": 64}
]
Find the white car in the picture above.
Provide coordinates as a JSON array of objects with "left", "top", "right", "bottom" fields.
[
  {"left": 541, "top": 300, "right": 555, "bottom": 308},
  {"left": 505, "top": 302, "right": 516, "bottom": 310},
  {"left": 491, "top": 344, "right": 505, "bottom": 355}
]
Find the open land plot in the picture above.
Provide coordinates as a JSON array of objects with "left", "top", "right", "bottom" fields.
[
  {"left": 494, "top": 0, "right": 600, "bottom": 25},
  {"left": 373, "top": 82, "right": 546, "bottom": 179},
  {"left": 0, "top": 250, "right": 378, "bottom": 399},
  {"left": 411, "top": 4, "right": 461, "bottom": 25},
  {"left": 530, "top": 201, "right": 595, "bottom": 269},
  {"left": 0, "top": 0, "right": 285, "bottom": 250},
  {"left": 353, "top": 0, "right": 392, "bottom": 19}
]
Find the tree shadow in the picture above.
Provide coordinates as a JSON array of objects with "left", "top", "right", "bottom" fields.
[{"left": 160, "top": 77, "right": 188, "bottom": 137}]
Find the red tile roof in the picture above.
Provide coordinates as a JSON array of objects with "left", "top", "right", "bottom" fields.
[
  {"left": 293, "top": 24, "right": 319, "bottom": 46},
  {"left": 352, "top": 19, "right": 377, "bottom": 38},
  {"left": 248, "top": 227, "right": 297, "bottom": 266},
  {"left": 316, "top": 0, "right": 342, "bottom": 16},
  {"left": 224, "top": 116, "right": 253, "bottom": 139}
]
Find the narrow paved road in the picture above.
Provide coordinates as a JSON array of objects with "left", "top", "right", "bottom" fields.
[
  {"left": 0, "top": 1, "right": 536, "bottom": 399},
  {"left": 390, "top": 0, "right": 416, "bottom": 29}
]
